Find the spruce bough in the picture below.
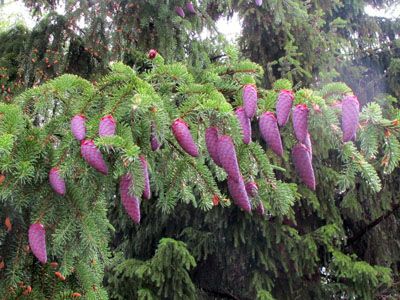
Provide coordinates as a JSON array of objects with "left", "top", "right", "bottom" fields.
[{"left": 0, "top": 52, "right": 399, "bottom": 299}]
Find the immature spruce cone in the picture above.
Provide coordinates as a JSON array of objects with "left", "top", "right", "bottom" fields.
[
  {"left": 292, "top": 143, "right": 315, "bottom": 190},
  {"left": 80, "top": 139, "right": 108, "bottom": 175},
  {"left": 140, "top": 155, "right": 151, "bottom": 200},
  {"left": 292, "top": 104, "right": 309, "bottom": 143},
  {"left": 186, "top": 2, "right": 196, "bottom": 13},
  {"left": 259, "top": 112, "right": 283, "bottom": 156},
  {"left": 205, "top": 127, "right": 222, "bottom": 166},
  {"left": 217, "top": 135, "right": 241, "bottom": 181},
  {"left": 235, "top": 107, "right": 251, "bottom": 144},
  {"left": 245, "top": 181, "right": 258, "bottom": 198},
  {"left": 150, "top": 123, "right": 161, "bottom": 151},
  {"left": 342, "top": 95, "right": 360, "bottom": 142},
  {"left": 49, "top": 167, "right": 66, "bottom": 196},
  {"left": 99, "top": 115, "right": 116, "bottom": 137},
  {"left": 227, "top": 176, "right": 251, "bottom": 212},
  {"left": 70, "top": 115, "right": 86, "bottom": 141},
  {"left": 304, "top": 133, "right": 312, "bottom": 159},
  {"left": 276, "top": 90, "right": 294, "bottom": 126},
  {"left": 171, "top": 118, "right": 199, "bottom": 157},
  {"left": 28, "top": 223, "right": 47, "bottom": 264},
  {"left": 255, "top": 0, "right": 263, "bottom": 6},
  {"left": 242, "top": 84, "right": 258, "bottom": 119},
  {"left": 175, "top": 6, "right": 185, "bottom": 18},
  {"left": 120, "top": 174, "right": 141, "bottom": 224}
]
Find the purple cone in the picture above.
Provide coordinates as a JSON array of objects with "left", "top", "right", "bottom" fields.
[
  {"left": 49, "top": 167, "right": 66, "bottom": 196},
  {"left": 235, "top": 107, "right": 252, "bottom": 144},
  {"left": 120, "top": 174, "right": 141, "bottom": 224},
  {"left": 70, "top": 115, "right": 86, "bottom": 141},
  {"left": 292, "top": 143, "right": 315, "bottom": 190},
  {"left": 255, "top": 202, "right": 265, "bottom": 216},
  {"left": 150, "top": 123, "right": 161, "bottom": 151},
  {"left": 175, "top": 6, "right": 185, "bottom": 18},
  {"left": 28, "top": 223, "right": 47, "bottom": 264},
  {"left": 304, "top": 133, "right": 312, "bottom": 159},
  {"left": 245, "top": 181, "right": 258, "bottom": 197},
  {"left": 80, "top": 139, "right": 108, "bottom": 175},
  {"left": 276, "top": 90, "right": 294, "bottom": 126},
  {"left": 172, "top": 118, "right": 199, "bottom": 157},
  {"left": 186, "top": 2, "right": 196, "bottom": 14},
  {"left": 255, "top": 0, "right": 263, "bottom": 6},
  {"left": 205, "top": 127, "right": 222, "bottom": 166},
  {"left": 342, "top": 95, "right": 360, "bottom": 142},
  {"left": 99, "top": 115, "right": 116, "bottom": 137},
  {"left": 259, "top": 112, "right": 283, "bottom": 156},
  {"left": 243, "top": 84, "right": 258, "bottom": 119},
  {"left": 140, "top": 155, "right": 151, "bottom": 200},
  {"left": 217, "top": 135, "right": 241, "bottom": 181},
  {"left": 292, "top": 104, "right": 309, "bottom": 143},
  {"left": 227, "top": 176, "right": 251, "bottom": 212}
]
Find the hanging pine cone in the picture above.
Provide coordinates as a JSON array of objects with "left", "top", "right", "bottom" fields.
[
  {"left": 227, "top": 176, "right": 251, "bottom": 212},
  {"left": 292, "top": 104, "right": 309, "bottom": 143},
  {"left": 49, "top": 167, "right": 66, "bottom": 196},
  {"left": 235, "top": 107, "right": 252, "bottom": 144},
  {"left": 120, "top": 174, "right": 141, "bottom": 224},
  {"left": 245, "top": 181, "right": 258, "bottom": 197},
  {"left": 186, "top": 2, "right": 196, "bottom": 14},
  {"left": 150, "top": 123, "right": 161, "bottom": 151},
  {"left": 28, "top": 223, "right": 47, "bottom": 264},
  {"left": 172, "top": 118, "right": 199, "bottom": 157},
  {"left": 70, "top": 115, "right": 86, "bottom": 141},
  {"left": 292, "top": 143, "right": 315, "bottom": 190},
  {"left": 259, "top": 112, "right": 283, "bottom": 156},
  {"left": 242, "top": 84, "right": 258, "bottom": 119},
  {"left": 304, "top": 133, "right": 312, "bottom": 159},
  {"left": 217, "top": 135, "right": 241, "bottom": 181},
  {"left": 175, "top": 6, "right": 185, "bottom": 18},
  {"left": 99, "top": 115, "right": 116, "bottom": 137},
  {"left": 255, "top": 0, "right": 263, "bottom": 6},
  {"left": 342, "top": 95, "right": 360, "bottom": 142},
  {"left": 140, "top": 156, "right": 151, "bottom": 200},
  {"left": 276, "top": 90, "right": 294, "bottom": 126},
  {"left": 80, "top": 140, "right": 108, "bottom": 175},
  {"left": 205, "top": 127, "right": 222, "bottom": 166}
]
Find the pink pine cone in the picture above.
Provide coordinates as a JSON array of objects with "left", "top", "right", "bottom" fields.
[
  {"left": 245, "top": 181, "right": 258, "bottom": 198},
  {"left": 292, "top": 143, "right": 315, "bottom": 190},
  {"left": 242, "top": 84, "right": 258, "bottom": 119},
  {"left": 175, "top": 6, "right": 185, "bottom": 18},
  {"left": 150, "top": 123, "right": 161, "bottom": 151},
  {"left": 186, "top": 2, "right": 196, "bottom": 14},
  {"left": 120, "top": 174, "right": 141, "bottom": 224},
  {"left": 140, "top": 155, "right": 151, "bottom": 200},
  {"left": 99, "top": 115, "right": 116, "bottom": 137},
  {"left": 255, "top": 202, "right": 265, "bottom": 216},
  {"left": 80, "top": 139, "right": 108, "bottom": 175},
  {"left": 304, "top": 133, "right": 312, "bottom": 159},
  {"left": 227, "top": 176, "right": 251, "bottom": 212},
  {"left": 172, "top": 118, "right": 199, "bottom": 157},
  {"left": 292, "top": 104, "right": 309, "bottom": 143},
  {"left": 217, "top": 135, "right": 241, "bottom": 181},
  {"left": 28, "top": 223, "right": 47, "bottom": 264},
  {"left": 205, "top": 127, "right": 222, "bottom": 167},
  {"left": 49, "top": 167, "right": 66, "bottom": 196},
  {"left": 276, "top": 90, "right": 294, "bottom": 126},
  {"left": 342, "top": 95, "right": 360, "bottom": 142},
  {"left": 255, "top": 0, "right": 263, "bottom": 6},
  {"left": 235, "top": 107, "right": 252, "bottom": 144},
  {"left": 259, "top": 112, "right": 283, "bottom": 156},
  {"left": 70, "top": 115, "right": 86, "bottom": 141}
]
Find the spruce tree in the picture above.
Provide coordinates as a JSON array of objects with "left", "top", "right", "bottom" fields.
[{"left": 0, "top": 1, "right": 400, "bottom": 299}]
